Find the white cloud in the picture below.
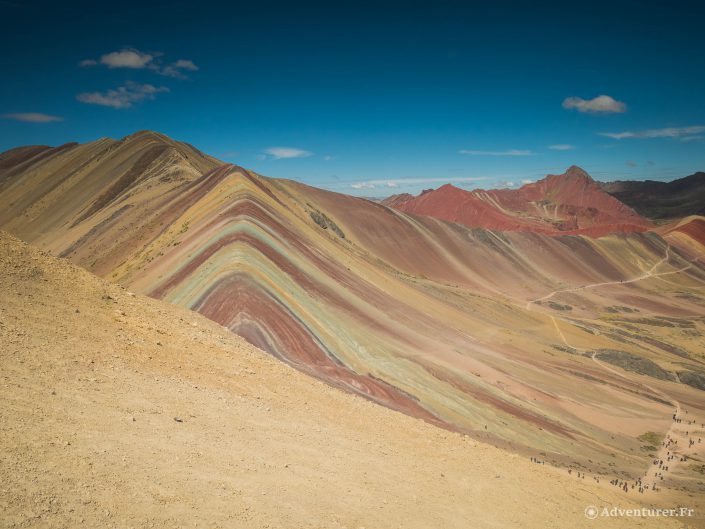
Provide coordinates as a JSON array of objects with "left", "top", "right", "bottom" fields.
[
  {"left": 1, "top": 112, "right": 63, "bottom": 123},
  {"left": 263, "top": 147, "right": 313, "bottom": 159},
  {"left": 495, "top": 180, "right": 515, "bottom": 188},
  {"left": 459, "top": 149, "right": 532, "bottom": 156},
  {"left": 548, "top": 144, "right": 575, "bottom": 151},
  {"left": 160, "top": 60, "right": 200, "bottom": 79},
  {"left": 173, "top": 59, "right": 199, "bottom": 71},
  {"left": 76, "top": 81, "right": 169, "bottom": 109},
  {"left": 80, "top": 49, "right": 199, "bottom": 78},
  {"left": 562, "top": 95, "right": 626, "bottom": 114},
  {"left": 347, "top": 176, "right": 489, "bottom": 191},
  {"left": 599, "top": 125, "right": 705, "bottom": 140},
  {"left": 99, "top": 49, "right": 154, "bottom": 69},
  {"left": 161, "top": 59, "right": 199, "bottom": 78},
  {"left": 521, "top": 179, "right": 533, "bottom": 184}
]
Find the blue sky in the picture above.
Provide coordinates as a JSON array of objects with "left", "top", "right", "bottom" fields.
[{"left": 1, "top": 0, "right": 704, "bottom": 196}]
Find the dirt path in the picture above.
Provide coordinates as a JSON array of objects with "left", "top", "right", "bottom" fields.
[
  {"left": 525, "top": 246, "right": 704, "bottom": 310},
  {"left": 590, "top": 351, "right": 681, "bottom": 493},
  {"left": 548, "top": 314, "right": 687, "bottom": 494},
  {"left": 591, "top": 349, "right": 705, "bottom": 496},
  {"left": 525, "top": 246, "right": 705, "bottom": 495}
]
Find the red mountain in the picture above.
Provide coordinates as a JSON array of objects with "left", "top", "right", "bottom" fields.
[{"left": 386, "top": 166, "right": 651, "bottom": 237}]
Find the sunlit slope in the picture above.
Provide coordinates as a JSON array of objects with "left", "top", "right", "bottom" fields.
[
  {"left": 0, "top": 130, "right": 221, "bottom": 277},
  {"left": 1, "top": 132, "right": 704, "bottom": 487},
  {"left": 384, "top": 166, "right": 652, "bottom": 236},
  {"left": 660, "top": 216, "right": 705, "bottom": 257},
  {"left": 4, "top": 230, "right": 687, "bottom": 529}
]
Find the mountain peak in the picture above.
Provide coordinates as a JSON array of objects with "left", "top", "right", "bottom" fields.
[
  {"left": 436, "top": 183, "right": 462, "bottom": 192},
  {"left": 120, "top": 130, "right": 172, "bottom": 144},
  {"left": 563, "top": 165, "right": 593, "bottom": 182},
  {"left": 539, "top": 166, "right": 595, "bottom": 191}
]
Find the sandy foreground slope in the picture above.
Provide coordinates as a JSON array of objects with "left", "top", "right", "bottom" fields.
[{"left": 0, "top": 231, "right": 697, "bottom": 528}]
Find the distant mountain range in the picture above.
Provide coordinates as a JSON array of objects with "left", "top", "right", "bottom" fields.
[
  {"left": 382, "top": 166, "right": 652, "bottom": 237},
  {"left": 382, "top": 168, "right": 705, "bottom": 231},
  {"left": 600, "top": 171, "right": 705, "bottom": 220}
]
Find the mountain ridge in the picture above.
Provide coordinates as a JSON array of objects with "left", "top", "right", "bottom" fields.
[
  {"left": 383, "top": 165, "right": 651, "bottom": 237},
  {"left": 601, "top": 171, "right": 705, "bottom": 219},
  {"left": 2, "top": 131, "right": 705, "bottom": 490},
  {"left": 4, "top": 228, "right": 682, "bottom": 528}
]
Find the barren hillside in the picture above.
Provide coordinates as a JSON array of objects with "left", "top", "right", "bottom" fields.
[
  {"left": 2, "top": 133, "right": 705, "bottom": 512},
  {"left": 0, "top": 231, "right": 694, "bottom": 528}
]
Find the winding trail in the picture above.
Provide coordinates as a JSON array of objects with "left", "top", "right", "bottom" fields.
[
  {"left": 525, "top": 245, "right": 704, "bottom": 310},
  {"left": 591, "top": 350, "right": 681, "bottom": 493},
  {"left": 546, "top": 314, "right": 683, "bottom": 493},
  {"left": 525, "top": 245, "right": 705, "bottom": 493}
]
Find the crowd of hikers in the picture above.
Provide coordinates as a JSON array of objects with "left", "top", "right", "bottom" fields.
[{"left": 532, "top": 407, "right": 704, "bottom": 495}]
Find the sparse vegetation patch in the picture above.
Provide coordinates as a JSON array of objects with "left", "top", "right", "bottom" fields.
[
  {"left": 310, "top": 209, "right": 345, "bottom": 239},
  {"left": 595, "top": 350, "right": 675, "bottom": 381}
]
